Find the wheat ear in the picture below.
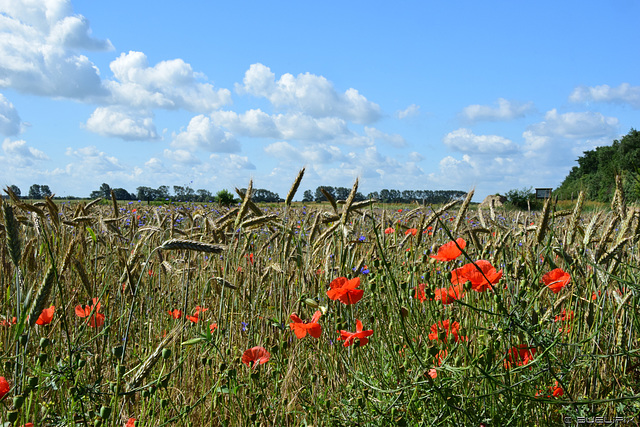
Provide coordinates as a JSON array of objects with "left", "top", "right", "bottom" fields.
[
  {"left": 29, "top": 264, "right": 56, "bottom": 327},
  {"left": 159, "top": 239, "right": 226, "bottom": 253},
  {"left": 285, "top": 168, "right": 305, "bottom": 207}
]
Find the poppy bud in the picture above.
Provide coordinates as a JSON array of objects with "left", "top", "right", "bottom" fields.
[
  {"left": 142, "top": 389, "right": 150, "bottom": 398},
  {"left": 160, "top": 398, "right": 169, "bottom": 409},
  {"left": 7, "top": 411, "right": 18, "bottom": 423},
  {"left": 28, "top": 376, "right": 38, "bottom": 390},
  {"left": 19, "top": 334, "right": 28, "bottom": 346},
  {"left": 219, "top": 362, "right": 227, "bottom": 372},
  {"left": 99, "top": 405, "right": 111, "bottom": 419},
  {"left": 162, "top": 348, "right": 171, "bottom": 359},
  {"left": 13, "top": 394, "right": 24, "bottom": 409},
  {"left": 38, "top": 352, "right": 48, "bottom": 364},
  {"left": 40, "top": 337, "right": 51, "bottom": 349},
  {"left": 400, "top": 306, "right": 409, "bottom": 318},
  {"left": 112, "top": 346, "right": 123, "bottom": 358},
  {"left": 464, "top": 280, "right": 472, "bottom": 292}
]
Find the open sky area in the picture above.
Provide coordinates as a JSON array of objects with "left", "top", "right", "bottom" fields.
[{"left": 1, "top": 0, "right": 639, "bottom": 201}]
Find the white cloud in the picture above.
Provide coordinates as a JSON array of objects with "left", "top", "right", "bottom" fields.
[
  {"left": 172, "top": 114, "right": 240, "bottom": 153},
  {"left": 461, "top": 98, "right": 534, "bottom": 122},
  {"left": 236, "top": 63, "right": 381, "bottom": 124},
  {"left": 443, "top": 128, "right": 516, "bottom": 153},
  {"left": 105, "top": 51, "right": 231, "bottom": 111},
  {"left": 211, "top": 109, "right": 359, "bottom": 143},
  {"left": 396, "top": 104, "right": 420, "bottom": 119},
  {"left": 144, "top": 157, "right": 164, "bottom": 172},
  {"left": 224, "top": 154, "right": 256, "bottom": 170},
  {"left": 528, "top": 109, "right": 618, "bottom": 140},
  {"left": 0, "top": 94, "right": 21, "bottom": 136},
  {"left": 85, "top": 107, "right": 159, "bottom": 140},
  {"left": 570, "top": 83, "right": 640, "bottom": 108},
  {"left": 264, "top": 141, "right": 344, "bottom": 164},
  {"left": 65, "top": 146, "right": 124, "bottom": 173},
  {"left": 1, "top": 138, "right": 49, "bottom": 166},
  {"left": 364, "top": 127, "right": 406, "bottom": 147},
  {"left": 0, "top": 0, "right": 111, "bottom": 99},
  {"left": 163, "top": 149, "right": 201, "bottom": 165}
]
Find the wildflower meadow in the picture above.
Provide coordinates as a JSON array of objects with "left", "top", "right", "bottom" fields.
[{"left": 1, "top": 172, "right": 639, "bottom": 426}]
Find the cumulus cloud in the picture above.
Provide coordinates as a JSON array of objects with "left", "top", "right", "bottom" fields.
[
  {"left": 570, "top": 83, "right": 640, "bottom": 108},
  {"left": 461, "top": 98, "right": 534, "bottom": 122},
  {"left": 264, "top": 141, "right": 344, "bottom": 164},
  {"left": 443, "top": 128, "right": 516, "bottom": 154},
  {"left": 0, "top": 0, "right": 111, "bottom": 99},
  {"left": 527, "top": 109, "right": 618, "bottom": 140},
  {"left": 85, "top": 107, "right": 159, "bottom": 140},
  {"left": 105, "top": 51, "right": 231, "bottom": 111},
  {"left": 396, "top": 104, "right": 420, "bottom": 119},
  {"left": 212, "top": 153, "right": 256, "bottom": 170},
  {"left": 0, "top": 94, "right": 21, "bottom": 136},
  {"left": 211, "top": 109, "right": 360, "bottom": 143},
  {"left": 172, "top": 115, "right": 240, "bottom": 153},
  {"left": 163, "top": 149, "right": 201, "bottom": 165},
  {"left": 364, "top": 127, "right": 406, "bottom": 147},
  {"left": 236, "top": 63, "right": 381, "bottom": 124},
  {"left": 1, "top": 138, "right": 49, "bottom": 166},
  {"left": 65, "top": 146, "right": 124, "bottom": 172}
]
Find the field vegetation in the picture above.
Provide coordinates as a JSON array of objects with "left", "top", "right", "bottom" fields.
[{"left": 1, "top": 171, "right": 639, "bottom": 426}]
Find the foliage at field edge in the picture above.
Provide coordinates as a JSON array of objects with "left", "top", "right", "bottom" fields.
[{"left": 1, "top": 180, "right": 639, "bottom": 426}]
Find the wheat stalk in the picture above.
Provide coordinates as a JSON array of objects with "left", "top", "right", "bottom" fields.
[
  {"left": 3, "top": 203, "right": 22, "bottom": 269},
  {"left": 28, "top": 264, "right": 56, "bottom": 328},
  {"left": 285, "top": 168, "right": 305, "bottom": 207},
  {"left": 453, "top": 189, "right": 474, "bottom": 235},
  {"left": 565, "top": 191, "right": 584, "bottom": 246},
  {"left": 535, "top": 196, "right": 552, "bottom": 245},
  {"left": 127, "top": 323, "right": 186, "bottom": 391},
  {"left": 240, "top": 214, "right": 279, "bottom": 229},
  {"left": 159, "top": 239, "right": 226, "bottom": 253},
  {"left": 234, "top": 179, "right": 253, "bottom": 229}
]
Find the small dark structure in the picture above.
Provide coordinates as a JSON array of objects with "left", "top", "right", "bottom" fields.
[{"left": 535, "top": 188, "right": 552, "bottom": 199}]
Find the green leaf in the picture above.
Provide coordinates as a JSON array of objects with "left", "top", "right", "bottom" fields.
[
  {"left": 181, "top": 337, "right": 204, "bottom": 346},
  {"left": 86, "top": 226, "right": 97, "bottom": 243}
]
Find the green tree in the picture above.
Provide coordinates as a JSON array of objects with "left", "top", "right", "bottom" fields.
[
  {"left": 216, "top": 189, "right": 235, "bottom": 206},
  {"left": 505, "top": 187, "right": 536, "bottom": 210}
]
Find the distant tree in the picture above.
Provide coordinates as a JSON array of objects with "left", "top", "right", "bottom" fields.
[
  {"left": 505, "top": 187, "right": 536, "bottom": 210},
  {"left": 40, "top": 185, "right": 52, "bottom": 198},
  {"left": 157, "top": 186, "right": 170, "bottom": 200},
  {"left": 8, "top": 185, "right": 21, "bottom": 198},
  {"left": 111, "top": 188, "right": 134, "bottom": 200},
  {"left": 136, "top": 186, "right": 156, "bottom": 201},
  {"left": 314, "top": 186, "right": 335, "bottom": 202},
  {"left": 302, "top": 190, "right": 314, "bottom": 202},
  {"left": 196, "top": 189, "right": 213, "bottom": 202},
  {"left": 367, "top": 191, "right": 380, "bottom": 200},
  {"left": 216, "top": 189, "right": 235, "bottom": 206},
  {"left": 100, "top": 183, "right": 111, "bottom": 198},
  {"left": 354, "top": 192, "right": 366, "bottom": 202},
  {"left": 252, "top": 188, "right": 283, "bottom": 203},
  {"left": 29, "top": 184, "right": 42, "bottom": 199},
  {"left": 335, "top": 187, "right": 350, "bottom": 200}
]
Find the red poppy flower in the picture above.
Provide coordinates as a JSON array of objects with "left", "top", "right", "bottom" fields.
[
  {"left": 430, "top": 238, "right": 466, "bottom": 262},
  {"left": 0, "top": 376, "right": 9, "bottom": 399},
  {"left": 384, "top": 227, "right": 395, "bottom": 234},
  {"left": 125, "top": 418, "right": 136, "bottom": 427},
  {"left": 1, "top": 317, "right": 17, "bottom": 327},
  {"left": 405, "top": 228, "right": 417, "bottom": 236},
  {"left": 541, "top": 268, "right": 571, "bottom": 294},
  {"left": 433, "top": 284, "right": 465, "bottom": 305},
  {"left": 327, "top": 277, "right": 364, "bottom": 305},
  {"left": 428, "top": 319, "right": 465, "bottom": 343},
  {"left": 289, "top": 310, "right": 322, "bottom": 339},
  {"left": 35, "top": 305, "right": 55, "bottom": 325},
  {"left": 451, "top": 260, "right": 502, "bottom": 292},
  {"left": 241, "top": 346, "right": 271, "bottom": 368},
  {"left": 554, "top": 309, "right": 574, "bottom": 323},
  {"left": 75, "top": 298, "right": 105, "bottom": 328},
  {"left": 209, "top": 323, "right": 218, "bottom": 333},
  {"left": 504, "top": 344, "right": 536, "bottom": 369},
  {"left": 428, "top": 368, "right": 437, "bottom": 379},
  {"left": 434, "top": 349, "right": 448, "bottom": 366},
  {"left": 414, "top": 283, "right": 428, "bottom": 302},
  {"left": 338, "top": 319, "right": 373, "bottom": 347},
  {"left": 167, "top": 309, "right": 182, "bottom": 319},
  {"left": 551, "top": 381, "right": 564, "bottom": 397}
]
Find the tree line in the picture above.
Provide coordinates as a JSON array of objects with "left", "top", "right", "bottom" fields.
[
  {"left": 555, "top": 128, "right": 640, "bottom": 202},
  {"left": 5, "top": 182, "right": 468, "bottom": 205}
]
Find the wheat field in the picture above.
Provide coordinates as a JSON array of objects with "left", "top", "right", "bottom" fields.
[{"left": 1, "top": 176, "right": 639, "bottom": 426}]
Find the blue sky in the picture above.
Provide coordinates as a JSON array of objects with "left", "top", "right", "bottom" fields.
[{"left": 1, "top": 0, "right": 639, "bottom": 201}]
